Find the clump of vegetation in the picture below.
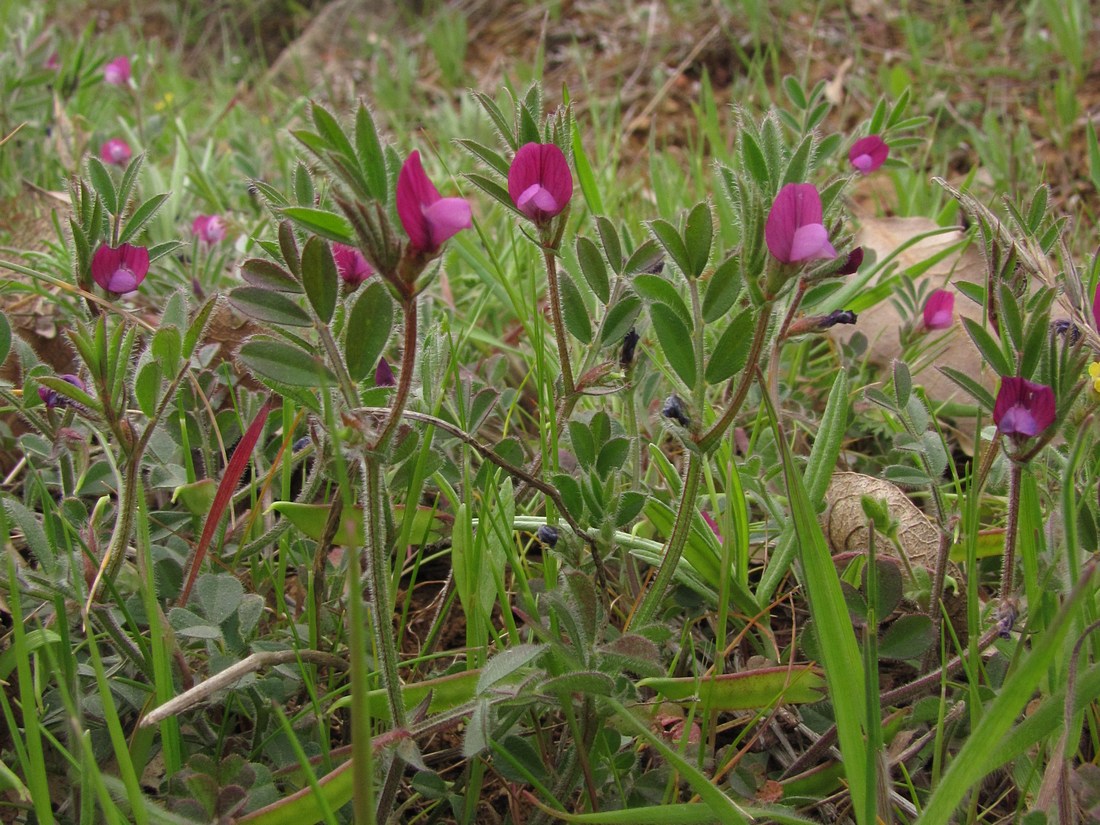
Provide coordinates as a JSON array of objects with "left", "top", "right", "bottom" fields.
[{"left": 2, "top": 2, "right": 1100, "bottom": 824}]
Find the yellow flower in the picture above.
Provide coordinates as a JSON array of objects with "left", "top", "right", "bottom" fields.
[
  {"left": 153, "top": 92, "right": 174, "bottom": 112},
  {"left": 1089, "top": 361, "right": 1100, "bottom": 394}
]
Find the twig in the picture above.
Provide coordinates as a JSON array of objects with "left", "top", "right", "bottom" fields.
[{"left": 140, "top": 650, "right": 347, "bottom": 727}]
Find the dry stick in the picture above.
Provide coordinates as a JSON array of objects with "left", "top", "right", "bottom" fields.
[
  {"left": 781, "top": 625, "right": 1002, "bottom": 778},
  {"left": 140, "top": 650, "right": 347, "bottom": 727}
]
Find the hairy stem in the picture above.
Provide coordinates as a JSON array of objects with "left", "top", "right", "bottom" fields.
[
  {"left": 696, "top": 305, "right": 772, "bottom": 455},
  {"left": 541, "top": 245, "right": 575, "bottom": 398},
  {"left": 629, "top": 449, "right": 704, "bottom": 628},
  {"left": 1000, "top": 460, "right": 1023, "bottom": 599},
  {"left": 373, "top": 299, "right": 418, "bottom": 453}
]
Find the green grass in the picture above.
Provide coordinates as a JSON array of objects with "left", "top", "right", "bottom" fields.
[{"left": 2, "top": 1, "right": 1100, "bottom": 823}]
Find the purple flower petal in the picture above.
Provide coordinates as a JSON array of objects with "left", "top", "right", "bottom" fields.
[
  {"left": 923, "top": 289, "right": 955, "bottom": 330},
  {"left": 1092, "top": 284, "right": 1100, "bottom": 335},
  {"left": 849, "top": 135, "right": 889, "bottom": 175},
  {"left": 508, "top": 143, "right": 573, "bottom": 223},
  {"left": 766, "top": 183, "right": 833, "bottom": 264}
]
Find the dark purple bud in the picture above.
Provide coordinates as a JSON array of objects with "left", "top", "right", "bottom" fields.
[
  {"left": 821, "top": 310, "right": 858, "bottom": 328},
  {"left": 375, "top": 358, "right": 396, "bottom": 387},
  {"left": 535, "top": 525, "right": 559, "bottom": 548},
  {"left": 38, "top": 374, "right": 86, "bottom": 409},
  {"left": 836, "top": 247, "right": 864, "bottom": 275},
  {"left": 1052, "top": 319, "right": 1082, "bottom": 344},
  {"left": 292, "top": 436, "right": 311, "bottom": 452},
  {"left": 661, "top": 394, "right": 690, "bottom": 428},
  {"left": 620, "top": 327, "right": 639, "bottom": 369}
]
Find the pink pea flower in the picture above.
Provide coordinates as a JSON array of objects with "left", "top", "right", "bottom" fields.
[
  {"left": 103, "top": 56, "right": 131, "bottom": 86},
  {"left": 765, "top": 183, "right": 837, "bottom": 264},
  {"left": 99, "top": 138, "right": 132, "bottom": 166},
  {"left": 38, "top": 374, "right": 86, "bottom": 409},
  {"left": 923, "top": 289, "right": 954, "bottom": 330},
  {"left": 45, "top": 52, "right": 60, "bottom": 71},
  {"left": 91, "top": 243, "right": 149, "bottom": 294},
  {"left": 191, "top": 214, "right": 226, "bottom": 245},
  {"left": 849, "top": 135, "right": 889, "bottom": 174},
  {"left": 332, "top": 243, "right": 373, "bottom": 287},
  {"left": 507, "top": 143, "right": 573, "bottom": 224},
  {"left": 993, "top": 377, "right": 1055, "bottom": 439},
  {"left": 396, "top": 151, "right": 472, "bottom": 255}
]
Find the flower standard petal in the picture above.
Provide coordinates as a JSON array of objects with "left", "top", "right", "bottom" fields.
[
  {"left": 923, "top": 289, "right": 955, "bottom": 330},
  {"left": 397, "top": 151, "right": 440, "bottom": 253},
  {"left": 849, "top": 135, "right": 889, "bottom": 174}
]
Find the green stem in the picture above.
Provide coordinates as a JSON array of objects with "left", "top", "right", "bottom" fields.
[
  {"left": 317, "top": 322, "right": 360, "bottom": 409},
  {"left": 630, "top": 450, "right": 704, "bottom": 628},
  {"left": 696, "top": 305, "right": 772, "bottom": 455},
  {"left": 541, "top": 245, "right": 575, "bottom": 398}
]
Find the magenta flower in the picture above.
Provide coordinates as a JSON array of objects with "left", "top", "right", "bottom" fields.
[
  {"left": 396, "top": 151, "right": 472, "bottom": 255},
  {"left": 38, "top": 374, "right": 86, "bottom": 409},
  {"left": 765, "top": 183, "right": 837, "bottom": 264},
  {"left": 993, "top": 377, "right": 1055, "bottom": 438},
  {"left": 191, "top": 214, "right": 226, "bottom": 245},
  {"left": 849, "top": 135, "right": 889, "bottom": 174},
  {"left": 99, "top": 138, "right": 132, "bottom": 166},
  {"left": 103, "top": 56, "right": 131, "bottom": 86},
  {"left": 333, "top": 243, "right": 373, "bottom": 287},
  {"left": 45, "top": 52, "right": 60, "bottom": 71},
  {"left": 91, "top": 243, "right": 149, "bottom": 294},
  {"left": 1092, "top": 284, "right": 1100, "bottom": 335},
  {"left": 507, "top": 143, "right": 573, "bottom": 224},
  {"left": 923, "top": 289, "right": 954, "bottom": 330}
]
